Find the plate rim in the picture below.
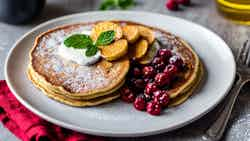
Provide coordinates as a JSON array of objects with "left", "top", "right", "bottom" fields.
[{"left": 4, "top": 11, "right": 236, "bottom": 137}]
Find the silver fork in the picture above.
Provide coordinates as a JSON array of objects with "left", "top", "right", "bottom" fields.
[{"left": 203, "top": 40, "right": 250, "bottom": 141}]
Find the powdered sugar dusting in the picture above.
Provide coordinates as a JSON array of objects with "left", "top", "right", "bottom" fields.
[
  {"left": 154, "top": 31, "right": 183, "bottom": 56},
  {"left": 154, "top": 31, "right": 182, "bottom": 50},
  {"left": 33, "top": 24, "right": 111, "bottom": 93}
]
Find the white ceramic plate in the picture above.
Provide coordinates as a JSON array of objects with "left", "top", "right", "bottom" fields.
[{"left": 5, "top": 11, "right": 236, "bottom": 137}]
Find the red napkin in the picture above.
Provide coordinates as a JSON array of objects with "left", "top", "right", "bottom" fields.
[{"left": 0, "top": 80, "right": 104, "bottom": 141}]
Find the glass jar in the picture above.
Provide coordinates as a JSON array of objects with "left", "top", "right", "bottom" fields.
[
  {"left": 0, "top": 0, "right": 46, "bottom": 24},
  {"left": 216, "top": 0, "right": 250, "bottom": 25}
]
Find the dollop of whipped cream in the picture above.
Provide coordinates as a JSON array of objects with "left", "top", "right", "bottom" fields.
[{"left": 57, "top": 30, "right": 101, "bottom": 66}]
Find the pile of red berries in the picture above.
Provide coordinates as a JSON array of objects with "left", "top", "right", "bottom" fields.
[
  {"left": 166, "top": 0, "right": 191, "bottom": 11},
  {"left": 120, "top": 48, "right": 185, "bottom": 115}
]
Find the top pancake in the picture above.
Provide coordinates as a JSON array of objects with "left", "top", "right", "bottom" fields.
[{"left": 29, "top": 23, "right": 129, "bottom": 97}]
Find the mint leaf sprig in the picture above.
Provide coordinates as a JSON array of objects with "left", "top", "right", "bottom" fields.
[
  {"left": 100, "top": 0, "right": 135, "bottom": 10},
  {"left": 96, "top": 30, "right": 115, "bottom": 46},
  {"left": 64, "top": 30, "right": 115, "bottom": 57},
  {"left": 85, "top": 45, "right": 98, "bottom": 57},
  {"left": 64, "top": 34, "right": 92, "bottom": 49}
]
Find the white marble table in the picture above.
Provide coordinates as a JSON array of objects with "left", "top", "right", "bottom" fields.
[{"left": 0, "top": 0, "right": 250, "bottom": 141}]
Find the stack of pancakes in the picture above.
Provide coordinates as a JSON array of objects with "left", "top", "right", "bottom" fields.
[
  {"left": 163, "top": 39, "right": 204, "bottom": 107},
  {"left": 28, "top": 24, "right": 130, "bottom": 106},
  {"left": 27, "top": 22, "right": 204, "bottom": 107}
]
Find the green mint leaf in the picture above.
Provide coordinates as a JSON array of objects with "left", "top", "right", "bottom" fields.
[
  {"left": 86, "top": 45, "right": 98, "bottom": 57},
  {"left": 64, "top": 34, "right": 93, "bottom": 49},
  {"left": 118, "top": 0, "right": 135, "bottom": 9},
  {"left": 99, "top": 0, "right": 135, "bottom": 10},
  {"left": 95, "top": 30, "right": 115, "bottom": 46},
  {"left": 99, "top": 0, "right": 117, "bottom": 10}
]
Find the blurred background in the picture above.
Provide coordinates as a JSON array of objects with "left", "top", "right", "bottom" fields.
[
  {"left": 1, "top": 0, "right": 250, "bottom": 25},
  {"left": 0, "top": 0, "right": 250, "bottom": 141}
]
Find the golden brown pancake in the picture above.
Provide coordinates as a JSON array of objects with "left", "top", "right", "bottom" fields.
[
  {"left": 27, "top": 68, "right": 120, "bottom": 107},
  {"left": 169, "top": 62, "right": 204, "bottom": 107},
  {"left": 28, "top": 60, "right": 127, "bottom": 100},
  {"left": 151, "top": 30, "right": 200, "bottom": 99},
  {"left": 29, "top": 23, "right": 129, "bottom": 100}
]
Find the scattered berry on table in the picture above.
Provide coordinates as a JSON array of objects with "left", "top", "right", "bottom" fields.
[
  {"left": 166, "top": 0, "right": 191, "bottom": 11},
  {"left": 166, "top": 0, "right": 179, "bottom": 11},
  {"left": 177, "top": 0, "right": 190, "bottom": 6}
]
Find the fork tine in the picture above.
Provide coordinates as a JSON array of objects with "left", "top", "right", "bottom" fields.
[
  {"left": 237, "top": 40, "right": 249, "bottom": 65},
  {"left": 242, "top": 40, "right": 250, "bottom": 65},
  {"left": 246, "top": 41, "right": 250, "bottom": 66},
  {"left": 236, "top": 40, "right": 246, "bottom": 63}
]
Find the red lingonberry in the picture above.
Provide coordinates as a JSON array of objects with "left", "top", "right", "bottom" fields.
[
  {"left": 177, "top": 0, "right": 190, "bottom": 6},
  {"left": 166, "top": 0, "right": 179, "bottom": 11},
  {"left": 152, "top": 57, "right": 162, "bottom": 65},
  {"left": 169, "top": 55, "right": 184, "bottom": 68},
  {"left": 147, "top": 101, "right": 162, "bottom": 115},
  {"left": 153, "top": 90, "right": 170, "bottom": 107},
  {"left": 134, "top": 79, "right": 145, "bottom": 89},
  {"left": 120, "top": 87, "right": 135, "bottom": 103},
  {"left": 158, "top": 49, "right": 172, "bottom": 59},
  {"left": 134, "top": 96, "right": 147, "bottom": 111},
  {"left": 164, "top": 64, "right": 178, "bottom": 75},
  {"left": 142, "top": 66, "right": 155, "bottom": 78},
  {"left": 145, "top": 82, "right": 158, "bottom": 95},
  {"left": 132, "top": 67, "right": 141, "bottom": 77},
  {"left": 154, "top": 73, "right": 171, "bottom": 86}
]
